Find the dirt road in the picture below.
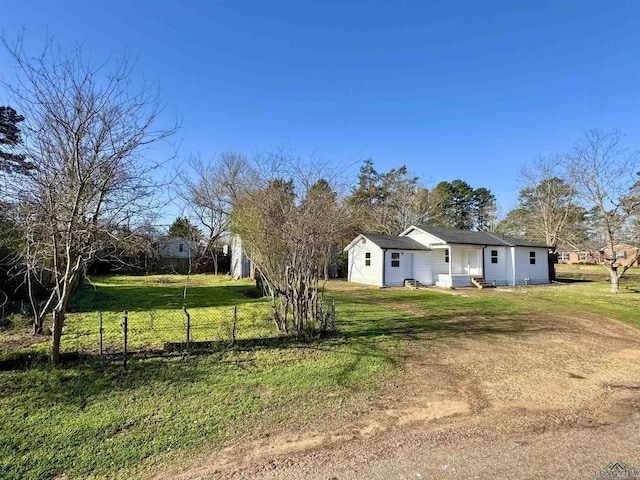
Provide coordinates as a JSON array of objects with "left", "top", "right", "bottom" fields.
[{"left": 152, "top": 299, "right": 640, "bottom": 480}]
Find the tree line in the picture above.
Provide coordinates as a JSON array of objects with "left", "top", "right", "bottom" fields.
[{"left": 0, "top": 38, "right": 638, "bottom": 363}]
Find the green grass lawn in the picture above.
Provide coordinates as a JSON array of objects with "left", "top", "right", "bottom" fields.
[{"left": 0, "top": 268, "right": 638, "bottom": 479}]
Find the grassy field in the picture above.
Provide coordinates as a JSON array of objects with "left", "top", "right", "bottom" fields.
[{"left": 0, "top": 267, "right": 639, "bottom": 479}]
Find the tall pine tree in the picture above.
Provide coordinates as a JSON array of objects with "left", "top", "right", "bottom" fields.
[{"left": 0, "top": 106, "right": 32, "bottom": 174}]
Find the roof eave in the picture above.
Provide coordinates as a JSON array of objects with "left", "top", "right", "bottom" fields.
[
  {"left": 399, "top": 225, "right": 422, "bottom": 237},
  {"left": 344, "top": 234, "right": 366, "bottom": 252}
]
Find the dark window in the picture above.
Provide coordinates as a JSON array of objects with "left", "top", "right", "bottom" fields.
[
  {"left": 491, "top": 250, "right": 498, "bottom": 264},
  {"left": 179, "top": 243, "right": 184, "bottom": 252},
  {"left": 365, "top": 252, "right": 371, "bottom": 266},
  {"left": 445, "top": 250, "right": 449, "bottom": 263},
  {"left": 391, "top": 252, "right": 400, "bottom": 267},
  {"left": 529, "top": 251, "right": 536, "bottom": 264}
]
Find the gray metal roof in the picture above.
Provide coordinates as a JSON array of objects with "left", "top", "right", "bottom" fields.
[
  {"left": 414, "top": 226, "right": 550, "bottom": 248},
  {"left": 363, "top": 234, "right": 431, "bottom": 251}
]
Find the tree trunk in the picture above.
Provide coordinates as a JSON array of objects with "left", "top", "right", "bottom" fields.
[
  {"left": 27, "top": 272, "right": 46, "bottom": 335},
  {"left": 609, "top": 267, "right": 620, "bottom": 294},
  {"left": 33, "top": 314, "right": 45, "bottom": 335},
  {"left": 51, "top": 309, "right": 64, "bottom": 364}
]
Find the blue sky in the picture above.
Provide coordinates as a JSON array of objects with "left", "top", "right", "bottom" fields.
[{"left": 2, "top": 0, "right": 640, "bottom": 214}]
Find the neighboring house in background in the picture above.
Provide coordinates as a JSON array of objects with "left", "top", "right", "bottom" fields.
[
  {"left": 345, "top": 225, "right": 551, "bottom": 288},
  {"left": 557, "top": 243, "right": 639, "bottom": 267},
  {"left": 599, "top": 243, "right": 639, "bottom": 267},
  {"left": 158, "top": 236, "right": 199, "bottom": 259},
  {"left": 230, "top": 235, "right": 253, "bottom": 279},
  {"left": 556, "top": 249, "right": 596, "bottom": 264}
]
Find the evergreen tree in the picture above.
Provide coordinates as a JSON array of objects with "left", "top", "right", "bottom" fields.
[
  {"left": 168, "top": 217, "right": 202, "bottom": 240},
  {"left": 0, "top": 106, "right": 32, "bottom": 174},
  {"left": 427, "top": 180, "right": 496, "bottom": 230},
  {"left": 346, "top": 159, "right": 420, "bottom": 234}
]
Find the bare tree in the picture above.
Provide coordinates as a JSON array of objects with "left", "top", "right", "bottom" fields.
[
  {"left": 566, "top": 130, "right": 640, "bottom": 293},
  {"left": 176, "top": 152, "right": 253, "bottom": 272},
  {"left": 232, "top": 152, "right": 348, "bottom": 336},
  {"left": 2, "top": 38, "right": 175, "bottom": 362},
  {"left": 233, "top": 177, "right": 344, "bottom": 335},
  {"left": 516, "top": 156, "right": 585, "bottom": 250}
]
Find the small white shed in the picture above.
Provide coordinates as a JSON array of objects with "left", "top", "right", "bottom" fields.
[{"left": 230, "top": 235, "right": 252, "bottom": 280}]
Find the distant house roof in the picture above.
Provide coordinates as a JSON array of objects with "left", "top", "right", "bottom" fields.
[
  {"left": 344, "top": 234, "right": 431, "bottom": 251},
  {"left": 598, "top": 242, "right": 639, "bottom": 251},
  {"left": 410, "top": 226, "right": 550, "bottom": 248}
]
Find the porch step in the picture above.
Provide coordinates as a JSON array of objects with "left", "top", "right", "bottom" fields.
[
  {"left": 471, "top": 277, "right": 491, "bottom": 289},
  {"left": 405, "top": 279, "right": 421, "bottom": 290}
]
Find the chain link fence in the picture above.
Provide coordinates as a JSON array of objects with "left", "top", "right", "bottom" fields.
[{"left": 59, "top": 300, "right": 336, "bottom": 363}]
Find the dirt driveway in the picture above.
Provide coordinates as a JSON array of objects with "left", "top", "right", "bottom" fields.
[{"left": 152, "top": 297, "right": 640, "bottom": 480}]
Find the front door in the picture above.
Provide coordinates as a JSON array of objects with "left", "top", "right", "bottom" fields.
[
  {"left": 404, "top": 252, "right": 414, "bottom": 279},
  {"left": 463, "top": 249, "right": 481, "bottom": 275}
]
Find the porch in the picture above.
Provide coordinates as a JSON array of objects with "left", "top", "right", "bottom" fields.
[
  {"left": 433, "top": 273, "right": 483, "bottom": 288},
  {"left": 432, "top": 245, "right": 484, "bottom": 288}
]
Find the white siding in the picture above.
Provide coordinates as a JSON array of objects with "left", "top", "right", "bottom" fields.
[
  {"left": 403, "top": 229, "right": 443, "bottom": 246},
  {"left": 513, "top": 247, "right": 549, "bottom": 284},
  {"left": 384, "top": 251, "right": 416, "bottom": 287},
  {"left": 159, "top": 237, "right": 198, "bottom": 259},
  {"left": 412, "top": 252, "right": 434, "bottom": 285},
  {"left": 406, "top": 247, "right": 451, "bottom": 286},
  {"left": 484, "top": 247, "right": 550, "bottom": 285},
  {"left": 230, "top": 236, "right": 251, "bottom": 279},
  {"left": 484, "top": 246, "right": 510, "bottom": 285},
  {"left": 347, "top": 240, "right": 384, "bottom": 286}
]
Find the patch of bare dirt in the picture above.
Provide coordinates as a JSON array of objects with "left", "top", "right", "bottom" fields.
[
  {"left": 0, "top": 325, "right": 47, "bottom": 355},
  {"left": 150, "top": 301, "right": 640, "bottom": 480}
]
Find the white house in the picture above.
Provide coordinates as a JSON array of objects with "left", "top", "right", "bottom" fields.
[
  {"left": 345, "top": 226, "right": 551, "bottom": 288},
  {"left": 158, "top": 236, "right": 199, "bottom": 259}
]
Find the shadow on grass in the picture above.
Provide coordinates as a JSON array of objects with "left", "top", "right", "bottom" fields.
[
  {"left": 554, "top": 277, "right": 594, "bottom": 284},
  {"left": 0, "top": 333, "right": 398, "bottom": 416},
  {"left": 339, "top": 311, "right": 559, "bottom": 343},
  {"left": 0, "top": 351, "right": 219, "bottom": 412},
  {"left": 0, "top": 308, "right": 550, "bottom": 372}
]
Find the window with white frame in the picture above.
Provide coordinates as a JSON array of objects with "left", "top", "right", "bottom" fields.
[
  {"left": 558, "top": 252, "right": 570, "bottom": 261},
  {"left": 616, "top": 250, "right": 627, "bottom": 259},
  {"left": 391, "top": 252, "right": 400, "bottom": 267},
  {"left": 578, "top": 252, "right": 592, "bottom": 261}
]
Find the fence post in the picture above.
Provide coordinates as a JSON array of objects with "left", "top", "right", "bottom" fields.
[
  {"left": 183, "top": 304, "right": 191, "bottom": 345},
  {"left": 232, "top": 305, "right": 237, "bottom": 345},
  {"left": 121, "top": 310, "right": 128, "bottom": 370},
  {"left": 99, "top": 312, "right": 103, "bottom": 356},
  {"left": 331, "top": 299, "right": 336, "bottom": 331}
]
